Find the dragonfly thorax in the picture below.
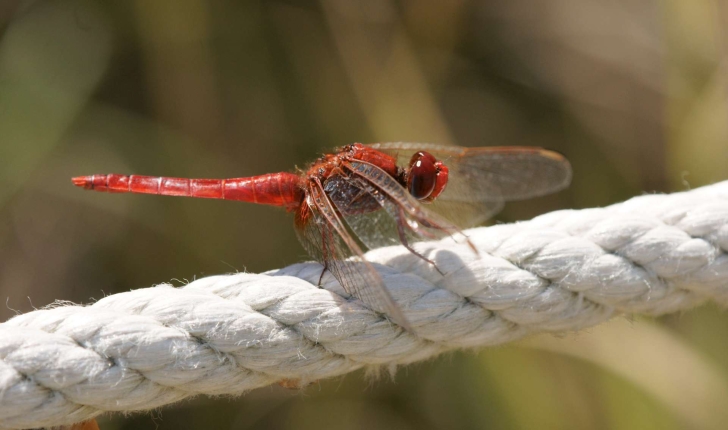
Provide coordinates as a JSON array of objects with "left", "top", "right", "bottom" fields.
[{"left": 323, "top": 174, "right": 381, "bottom": 216}]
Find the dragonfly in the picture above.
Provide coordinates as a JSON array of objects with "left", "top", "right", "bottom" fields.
[{"left": 73, "top": 143, "right": 571, "bottom": 330}]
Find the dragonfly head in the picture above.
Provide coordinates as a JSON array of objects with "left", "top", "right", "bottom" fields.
[{"left": 406, "top": 151, "right": 448, "bottom": 203}]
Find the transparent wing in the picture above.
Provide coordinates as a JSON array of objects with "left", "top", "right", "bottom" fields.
[
  {"left": 294, "top": 179, "right": 411, "bottom": 330},
  {"left": 342, "top": 161, "right": 468, "bottom": 248},
  {"left": 322, "top": 174, "right": 399, "bottom": 250},
  {"left": 324, "top": 173, "right": 447, "bottom": 251},
  {"left": 367, "top": 142, "right": 572, "bottom": 227},
  {"left": 367, "top": 142, "right": 572, "bottom": 200},
  {"left": 330, "top": 197, "right": 400, "bottom": 250}
]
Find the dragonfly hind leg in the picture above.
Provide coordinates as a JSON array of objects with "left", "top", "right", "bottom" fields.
[
  {"left": 317, "top": 226, "right": 331, "bottom": 287},
  {"left": 317, "top": 263, "right": 328, "bottom": 286}
]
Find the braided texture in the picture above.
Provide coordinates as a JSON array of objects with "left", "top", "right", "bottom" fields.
[{"left": 1, "top": 181, "right": 727, "bottom": 429}]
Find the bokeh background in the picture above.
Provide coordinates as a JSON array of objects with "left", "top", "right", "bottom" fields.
[{"left": 1, "top": 0, "right": 728, "bottom": 429}]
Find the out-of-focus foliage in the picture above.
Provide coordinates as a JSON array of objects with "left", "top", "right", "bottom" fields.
[{"left": 1, "top": 0, "right": 727, "bottom": 429}]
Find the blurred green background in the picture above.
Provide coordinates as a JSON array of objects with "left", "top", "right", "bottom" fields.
[{"left": 1, "top": 0, "right": 728, "bottom": 429}]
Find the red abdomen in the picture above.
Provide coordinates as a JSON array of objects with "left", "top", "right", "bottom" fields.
[{"left": 72, "top": 172, "right": 304, "bottom": 210}]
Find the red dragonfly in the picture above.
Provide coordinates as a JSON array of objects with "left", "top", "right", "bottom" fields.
[{"left": 73, "top": 143, "right": 571, "bottom": 330}]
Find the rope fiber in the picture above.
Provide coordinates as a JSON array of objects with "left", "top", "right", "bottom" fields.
[{"left": 2, "top": 181, "right": 728, "bottom": 429}]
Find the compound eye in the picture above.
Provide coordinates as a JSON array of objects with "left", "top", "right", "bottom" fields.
[{"left": 407, "top": 151, "right": 438, "bottom": 200}]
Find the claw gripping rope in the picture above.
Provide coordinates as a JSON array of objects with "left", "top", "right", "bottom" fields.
[{"left": 1, "top": 181, "right": 728, "bottom": 429}]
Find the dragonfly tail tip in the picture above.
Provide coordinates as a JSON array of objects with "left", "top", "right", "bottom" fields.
[{"left": 72, "top": 176, "right": 93, "bottom": 189}]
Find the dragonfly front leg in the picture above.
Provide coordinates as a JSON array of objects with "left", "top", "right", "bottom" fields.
[
  {"left": 395, "top": 207, "right": 445, "bottom": 276},
  {"left": 414, "top": 215, "right": 479, "bottom": 256}
]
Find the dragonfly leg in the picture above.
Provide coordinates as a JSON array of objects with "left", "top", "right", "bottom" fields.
[
  {"left": 396, "top": 208, "right": 445, "bottom": 276},
  {"left": 317, "top": 263, "right": 328, "bottom": 287},
  {"left": 318, "top": 225, "right": 331, "bottom": 287},
  {"left": 414, "top": 215, "right": 479, "bottom": 256},
  {"left": 348, "top": 190, "right": 371, "bottom": 207}
]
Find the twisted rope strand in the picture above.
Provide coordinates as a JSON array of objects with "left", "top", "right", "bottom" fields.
[{"left": 1, "top": 181, "right": 728, "bottom": 429}]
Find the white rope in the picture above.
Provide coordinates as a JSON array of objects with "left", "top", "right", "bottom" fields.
[{"left": 2, "top": 181, "right": 728, "bottom": 429}]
